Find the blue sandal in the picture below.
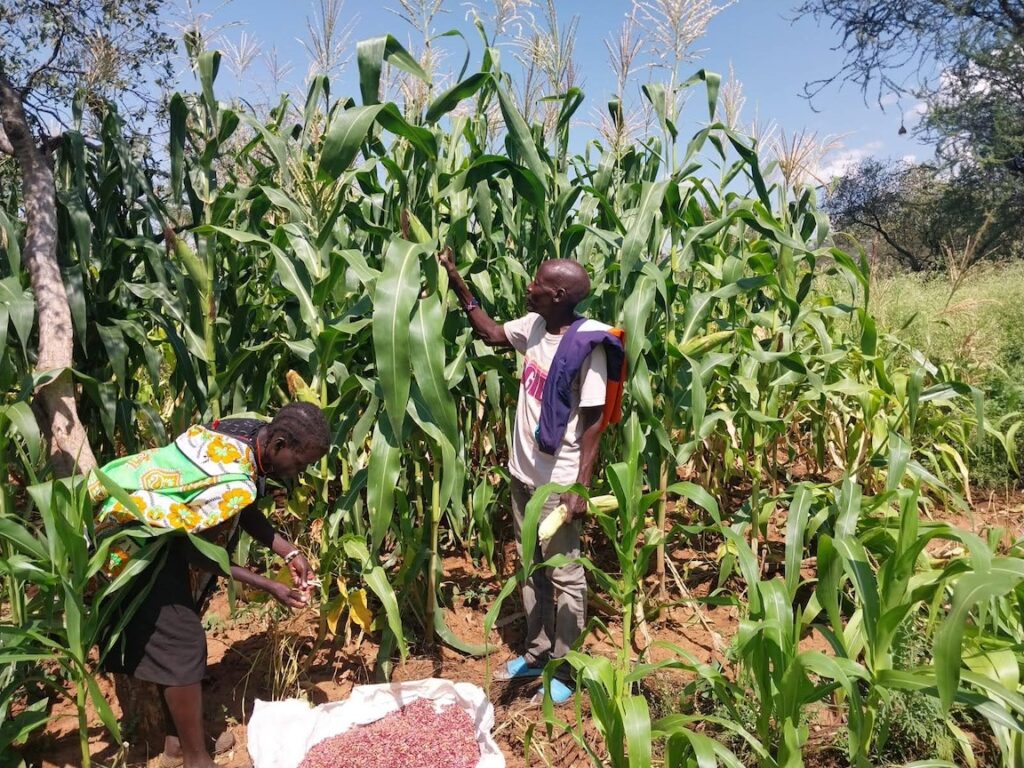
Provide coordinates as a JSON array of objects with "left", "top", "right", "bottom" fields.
[
  {"left": 530, "top": 677, "right": 574, "bottom": 706},
  {"left": 493, "top": 656, "right": 544, "bottom": 681}
]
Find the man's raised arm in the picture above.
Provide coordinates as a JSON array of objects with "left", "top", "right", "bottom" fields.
[{"left": 438, "top": 248, "right": 511, "bottom": 348}]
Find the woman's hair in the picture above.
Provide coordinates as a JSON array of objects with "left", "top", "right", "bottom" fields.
[{"left": 267, "top": 402, "right": 330, "bottom": 455}]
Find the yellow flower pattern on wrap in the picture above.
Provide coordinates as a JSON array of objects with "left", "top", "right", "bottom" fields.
[
  {"left": 218, "top": 488, "right": 255, "bottom": 516},
  {"left": 207, "top": 436, "right": 242, "bottom": 465},
  {"left": 91, "top": 425, "right": 260, "bottom": 584}
]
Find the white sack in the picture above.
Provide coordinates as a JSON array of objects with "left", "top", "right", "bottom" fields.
[{"left": 247, "top": 677, "right": 505, "bottom": 768}]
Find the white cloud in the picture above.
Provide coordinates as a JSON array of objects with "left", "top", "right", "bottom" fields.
[
  {"left": 880, "top": 92, "right": 900, "bottom": 107},
  {"left": 904, "top": 102, "right": 928, "bottom": 121},
  {"left": 816, "top": 140, "right": 885, "bottom": 181}
]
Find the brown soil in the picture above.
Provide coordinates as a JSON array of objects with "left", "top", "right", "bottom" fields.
[{"left": 17, "top": 486, "right": 1024, "bottom": 768}]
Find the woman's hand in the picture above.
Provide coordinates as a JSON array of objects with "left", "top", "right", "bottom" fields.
[
  {"left": 287, "top": 552, "right": 316, "bottom": 591},
  {"left": 268, "top": 581, "right": 309, "bottom": 610}
]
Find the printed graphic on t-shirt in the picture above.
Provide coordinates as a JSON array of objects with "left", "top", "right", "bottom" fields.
[{"left": 522, "top": 358, "right": 547, "bottom": 401}]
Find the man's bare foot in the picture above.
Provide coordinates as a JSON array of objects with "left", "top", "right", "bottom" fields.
[{"left": 162, "top": 731, "right": 233, "bottom": 763}]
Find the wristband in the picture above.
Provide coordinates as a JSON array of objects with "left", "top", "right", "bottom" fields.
[
  {"left": 283, "top": 549, "right": 302, "bottom": 564},
  {"left": 464, "top": 298, "right": 480, "bottom": 312}
]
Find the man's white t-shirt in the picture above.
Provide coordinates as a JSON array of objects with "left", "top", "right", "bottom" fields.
[{"left": 504, "top": 314, "right": 608, "bottom": 488}]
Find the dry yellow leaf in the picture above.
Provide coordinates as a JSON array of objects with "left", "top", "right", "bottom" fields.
[
  {"left": 273, "top": 565, "right": 293, "bottom": 586},
  {"left": 348, "top": 588, "right": 373, "bottom": 630},
  {"left": 325, "top": 596, "right": 347, "bottom": 635}
]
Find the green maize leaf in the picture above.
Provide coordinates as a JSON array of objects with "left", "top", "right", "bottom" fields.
[
  {"left": 462, "top": 155, "right": 545, "bottom": 208},
  {"left": 835, "top": 477, "right": 862, "bottom": 539},
  {"left": 411, "top": 312, "right": 458, "bottom": 441},
  {"left": 0, "top": 306, "right": 8, "bottom": 360},
  {"left": 0, "top": 278, "right": 33, "bottom": 360},
  {"left": 620, "top": 181, "right": 668, "bottom": 278},
  {"left": 622, "top": 695, "right": 652, "bottom": 768},
  {"left": 681, "top": 291, "right": 715, "bottom": 344},
  {"left": 666, "top": 482, "right": 720, "bottom": 524},
  {"left": 319, "top": 104, "right": 381, "bottom": 178},
  {"left": 186, "top": 533, "right": 232, "bottom": 577},
  {"left": 3, "top": 402, "right": 41, "bottom": 465},
  {"left": 482, "top": 576, "right": 519, "bottom": 651},
  {"left": 0, "top": 518, "right": 47, "bottom": 562},
  {"left": 935, "top": 561, "right": 1024, "bottom": 711},
  {"left": 641, "top": 83, "right": 676, "bottom": 141},
  {"left": 426, "top": 72, "right": 491, "bottom": 124},
  {"left": 85, "top": 673, "right": 121, "bottom": 742},
  {"left": 271, "top": 244, "right": 320, "bottom": 336},
  {"left": 169, "top": 93, "right": 187, "bottom": 200},
  {"left": 356, "top": 35, "right": 429, "bottom": 106},
  {"left": 621, "top": 272, "right": 656, "bottom": 372},
  {"left": 363, "top": 563, "right": 408, "bottom": 660},
  {"left": 431, "top": 591, "right": 490, "bottom": 656},
  {"left": 63, "top": 584, "right": 82, "bottom": 663},
  {"left": 373, "top": 237, "right": 421, "bottom": 438},
  {"left": 302, "top": 75, "right": 328, "bottom": 132},
  {"left": 784, "top": 486, "right": 812, "bottom": 600},
  {"left": 367, "top": 420, "right": 401, "bottom": 552},
  {"left": 197, "top": 50, "right": 220, "bottom": 117},
  {"left": 683, "top": 69, "right": 722, "bottom": 122},
  {"left": 959, "top": 670, "right": 1024, "bottom": 721},
  {"left": 193, "top": 225, "right": 268, "bottom": 244},
  {"left": 0, "top": 208, "right": 22, "bottom": 274},
  {"left": 1, "top": 698, "right": 49, "bottom": 747},
  {"left": 375, "top": 104, "right": 437, "bottom": 158},
  {"left": 834, "top": 535, "right": 880, "bottom": 657},
  {"left": 96, "top": 323, "right": 128, "bottom": 388},
  {"left": 964, "top": 647, "right": 1019, "bottom": 693},
  {"left": 495, "top": 82, "right": 547, "bottom": 187},
  {"left": 408, "top": 390, "right": 462, "bottom": 517},
  {"left": 260, "top": 186, "right": 308, "bottom": 222}
]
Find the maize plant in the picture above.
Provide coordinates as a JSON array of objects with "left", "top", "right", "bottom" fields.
[{"left": 2, "top": 15, "right": 1023, "bottom": 768}]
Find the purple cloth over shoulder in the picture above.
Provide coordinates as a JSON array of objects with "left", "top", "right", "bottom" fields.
[{"left": 535, "top": 317, "right": 626, "bottom": 455}]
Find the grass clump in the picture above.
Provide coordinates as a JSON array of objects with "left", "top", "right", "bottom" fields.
[{"left": 870, "top": 263, "right": 1024, "bottom": 488}]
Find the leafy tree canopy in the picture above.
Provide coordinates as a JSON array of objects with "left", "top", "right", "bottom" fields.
[{"left": 0, "top": 0, "right": 175, "bottom": 135}]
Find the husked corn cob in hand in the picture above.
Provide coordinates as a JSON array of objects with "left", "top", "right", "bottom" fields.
[{"left": 538, "top": 495, "right": 618, "bottom": 541}]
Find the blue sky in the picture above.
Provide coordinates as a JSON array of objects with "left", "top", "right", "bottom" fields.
[{"left": 182, "top": 0, "right": 927, "bottom": 177}]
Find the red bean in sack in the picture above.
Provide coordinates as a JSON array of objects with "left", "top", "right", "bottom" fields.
[{"left": 297, "top": 698, "right": 480, "bottom": 768}]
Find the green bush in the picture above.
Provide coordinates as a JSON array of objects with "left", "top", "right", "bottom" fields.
[{"left": 869, "top": 264, "right": 1024, "bottom": 488}]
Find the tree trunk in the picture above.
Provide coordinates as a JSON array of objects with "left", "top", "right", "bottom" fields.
[
  {"left": 0, "top": 78, "right": 168, "bottom": 755},
  {"left": 0, "top": 75, "right": 96, "bottom": 475}
]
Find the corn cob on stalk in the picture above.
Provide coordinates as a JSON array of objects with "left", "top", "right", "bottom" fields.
[{"left": 164, "top": 226, "right": 208, "bottom": 287}]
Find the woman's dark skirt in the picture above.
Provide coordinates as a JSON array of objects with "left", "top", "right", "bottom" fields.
[{"left": 101, "top": 538, "right": 208, "bottom": 688}]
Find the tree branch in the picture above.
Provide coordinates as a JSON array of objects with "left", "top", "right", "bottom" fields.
[{"left": 24, "top": 35, "right": 66, "bottom": 94}]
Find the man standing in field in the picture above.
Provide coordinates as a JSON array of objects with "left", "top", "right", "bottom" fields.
[{"left": 438, "top": 251, "right": 624, "bottom": 704}]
